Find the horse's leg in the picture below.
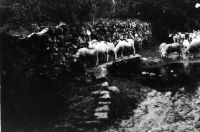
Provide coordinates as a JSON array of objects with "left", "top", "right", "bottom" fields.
[
  {"left": 178, "top": 52, "right": 181, "bottom": 58},
  {"left": 114, "top": 50, "right": 117, "bottom": 60},
  {"left": 132, "top": 45, "right": 136, "bottom": 56},
  {"left": 103, "top": 52, "right": 106, "bottom": 62},
  {"left": 106, "top": 50, "right": 109, "bottom": 62},
  {"left": 96, "top": 52, "right": 99, "bottom": 65},
  {"left": 121, "top": 47, "right": 124, "bottom": 58},
  {"left": 113, "top": 50, "right": 117, "bottom": 60},
  {"left": 173, "top": 37, "right": 175, "bottom": 43}
]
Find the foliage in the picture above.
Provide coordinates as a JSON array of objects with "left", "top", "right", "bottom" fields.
[{"left": 2, "top": 0, "right": 200, "bottom": 33}]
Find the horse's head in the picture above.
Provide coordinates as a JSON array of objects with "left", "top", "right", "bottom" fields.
[
  {"left": 168, "top": 34, "right": 173, "bottom": 37},
  {"left": 88, "top": 39, "right": 97, "bottom": 48},
  {"left": 161, "top": 51, "right": 167, "bottom": 58},
  {"left": 159, "top": 43, "right": 167, "bottom": 50},
  {"left": 114, "top": 39, "right": 120, "bottom": 46}
]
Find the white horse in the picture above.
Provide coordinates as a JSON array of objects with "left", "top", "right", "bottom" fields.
[
  {"left": 88, "top": 40, "right": 110, "bottom": 65},
  {"left": 182, "top": 39, "right": 190, "bottom": 49},
  {"left": 73, "top": 47, "right": 95, "bottom": 67},
  {"left": 104, "top": 41, "right": 116, "bottom": 61},
  {"left": 114, "top": 39, "right": 135, "bottom": 59},
  {"left": 159, "top": 43, "right": 182, "bottom": 58},
  {"left": 184, "top": 38, "right": 200, "bottom": 58}
]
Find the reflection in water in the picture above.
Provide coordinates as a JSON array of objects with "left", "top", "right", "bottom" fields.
[{"left": 139, "top": 62, "right": 200, "bottom": 93}]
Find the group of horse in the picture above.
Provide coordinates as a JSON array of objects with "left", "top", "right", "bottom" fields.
[
  {"left": 73, "top": 38, "right": 136, "bottom": 66},
  {"left": 159, "top": 31, "right": 200, "bottom": 59}
]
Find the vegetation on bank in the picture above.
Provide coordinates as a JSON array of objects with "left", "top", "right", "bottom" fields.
[{"left": 1, "top": 0, "right": 200, "bottom": 32}]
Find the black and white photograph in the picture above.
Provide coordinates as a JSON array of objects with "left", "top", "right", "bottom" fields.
[{"left": 1, "top": 0, "right": 200, "bottom": 131}]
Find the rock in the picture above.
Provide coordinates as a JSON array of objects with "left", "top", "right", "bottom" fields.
[
  {"left": 195, "top": 120, "right": 200, "bottom": 128},
  {"left": 107, "top": 86, "right": 120, "bottom": 93},
  {"left": 102, "top": 82, "right": 109, "bottom": 88},
  {"left": 85, "top": 120, "right": 100, "bottom": 124},
  {"left": 195, "top": 100, "right": 200, "bottom": 106},
  {"left": 75, "top": 76, "right": 83, "bottom": 81},
  {"left": 99, "top": 93, "right": 111, "bottom": 99},
  {"left": 164, "top": 91, "right": 172, "bottom": 98},
  {"left": 85, "top": 75, "right": 93, "bottom": 84},
  {"left": 150, "top": 73, "right": 156, "bottom": 77},
  {"left": 94, "top": 112, "right": 108, "bottom": 119},
  {"left": 98, "top": 102, "right": 111, "bottom": 105},
  {"left": 95, "top": 105, "right": 110, "bottom": 112},
  {"left": 91, "top": 90, "right": 101, "bottom": 95},
  {"left": 141, "top": 57, "right": 148, "bottom": 61},
  {"left": 196, "top": 87, "right": 200, "bottom": 96},
  {"left": 157, "top": 92, "right": 161, "bottom": 96},
  {"left": 147, "top": 90, "right": 157, "bottom": 97},
  {"left": 142, "top": 71, "right": 149, "bottom": 75},
  {"left": 119, "top": 127, "right": 135, "bottom": 132},
  {"left": 129, "top": 55, "right": 135, "bottom": 58},
  {"left": 173, "top": 74, "right": 178, "bottom": 77},
  {"left": 94, "top": 67, "right": 108, "bottom": 79},
  {"left": 180, "top": 87, "right": 185, "bottom": 92}
]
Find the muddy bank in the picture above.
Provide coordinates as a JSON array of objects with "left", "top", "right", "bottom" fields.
[{"left": 106, "top": 88, "right": 200, "bottom": 132}]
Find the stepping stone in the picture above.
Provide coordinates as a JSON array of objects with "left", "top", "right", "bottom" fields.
[
  {"left": 150, "top": 73, "right": 156, "bottom": 77},
  {"left": 99, "top": 93, "right": 111, "bottom": 99},
  {"left": 142, "top": 71, "right": 149, "bottom": 75},
  {"left": 101, "top": 82, "right": 109, "bottom": 88},
  {"left": 94, "top": 67, "right": 108, "bottom": 80},
  {"left": 94, "top": 112, "right": 108, "bottom": 119},
  {"left": 173, "top": 74, "right": 178, "bottom": 77},
  {"left": 98, "top": 102, "right": 111, "bottom": 105},
  {"left": 85, "top": 120, "right": 100, "bottom": 124},
  {"left": 95, "top": 105, "right": 110, "bottom": 112},
  {"left": 91, "top": 90, "right": 109, "bottom": 95},
  {"left": 107, "top": 86, "right": 120, "bottom": 93}
]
